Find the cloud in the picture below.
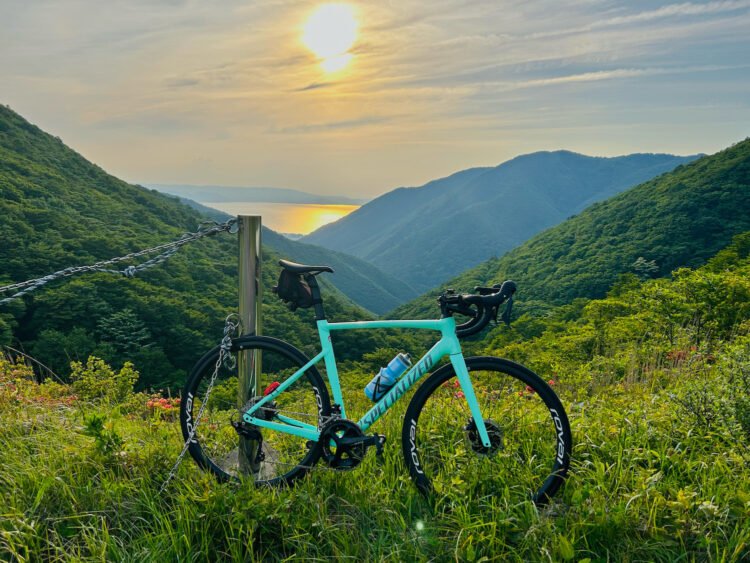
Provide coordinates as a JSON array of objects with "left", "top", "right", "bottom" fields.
[
  {"left": 165, "top": 77, "right": 201, "bottom": 89},
  {"left": 602, "top": 0, "right": 750, "bottom": 27},
  {"left": 293, "top": 82, "right": 334, "bottom": 92},
  {"left": 270, "top": 116, "right": 392, "bottom": 134},
  {"left": 1, "top": 0, "right": 749, "bottom": 196}
]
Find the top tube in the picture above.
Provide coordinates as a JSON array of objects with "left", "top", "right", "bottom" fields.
[{"left": 324, "top": 318, "right": 453, "bottom": 333}]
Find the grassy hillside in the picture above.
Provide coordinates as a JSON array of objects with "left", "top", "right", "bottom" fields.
[
  {"left": 395, "top": 139, "right": 750, "bottom": 319},
  {"left": 2, "top": 234, "right": 748, "bottom": 561},
  {"left": 0, "top": 105, "right": 405, "bottom": 388},
  {"left": 304, "top": 151, "right": 698, "bottom": 291}
]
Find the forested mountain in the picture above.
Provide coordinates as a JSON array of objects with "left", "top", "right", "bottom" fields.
[
  {"left": 303, "top": 151, "right": 699, "bottom": 291},
  {"left": 395, "top": 138, "right": 750, "bottom": 319},
  {"left": 0, "top": 104, "right": 405, "bottom": 387}
]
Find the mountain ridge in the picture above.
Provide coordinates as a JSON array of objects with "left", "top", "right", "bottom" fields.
[
  {"left": 303, "top": 150, "right": 701, "bottom": 291},
  {"left": 148, "top": 183, "right": 366, "bottom": 205},
  {"left": 393, "top": 138, "right": 750, "bottom": 319}
]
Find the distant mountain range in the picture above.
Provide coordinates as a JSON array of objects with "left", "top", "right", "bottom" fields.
[
  {"left": 303, "top": 151, "right": 701, "bottom": 291},
  {"left": 394, "top": 139, "right": 750, "bottom": 319},
  {"left": 148, "top": 184, "right": 366, "bottom": 205}
]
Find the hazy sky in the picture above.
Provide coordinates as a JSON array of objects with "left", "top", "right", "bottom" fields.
[{"left": 2, "top": 0, "right": 749, "bottom": 197}]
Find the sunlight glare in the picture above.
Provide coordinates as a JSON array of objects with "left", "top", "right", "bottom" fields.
[
  {"left": 302, "top": 4, "right": 357, "bottom": 72},
  {"left": 320, "top": 53, "right": 352, "bottom": 73}
]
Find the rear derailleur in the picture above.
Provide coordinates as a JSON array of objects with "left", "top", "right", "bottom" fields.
[{"left": 230, "top": 396, "right": 278, "bottom": 465}]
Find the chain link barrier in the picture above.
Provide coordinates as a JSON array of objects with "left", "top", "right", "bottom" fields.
[
  {"left": 0, "top": 218, "right": 237, "bottom": 306},
  {"left": 159, "top": 313, "right": 241, "bottom": 493}
]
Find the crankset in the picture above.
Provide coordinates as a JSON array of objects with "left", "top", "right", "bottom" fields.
[{"left": 318, "top": 418, "right": 386, "bottom": 470}]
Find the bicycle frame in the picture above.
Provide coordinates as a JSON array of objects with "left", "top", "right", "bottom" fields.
[{"left": 242, "top": 316, "right": 493, "bottom": 448}]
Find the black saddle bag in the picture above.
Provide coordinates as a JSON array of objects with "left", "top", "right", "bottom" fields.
[{"left": 273, "top": 270, "right": 313, "bottom": 310}]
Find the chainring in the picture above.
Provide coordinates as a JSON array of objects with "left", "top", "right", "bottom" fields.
[
  {"left": 463, "top": 418, "right": 503, "bottom": 455},
  {"left": 319, "top": 419, "right": 367, "bottom": 470}
]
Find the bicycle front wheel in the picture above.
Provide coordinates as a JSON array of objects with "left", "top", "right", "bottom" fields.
[
  {"left": 180, "top": 335, "right": 331, "bottom": 486},
  {"left": 402, "top": 357, "right": 571, "bottom": 504}
]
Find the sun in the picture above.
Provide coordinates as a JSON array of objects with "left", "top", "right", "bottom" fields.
[{"left": 302, "top": 4, "right": 357, "bottom": 72}]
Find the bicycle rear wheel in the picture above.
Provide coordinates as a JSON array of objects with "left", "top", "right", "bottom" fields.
[
  {"left": 180, "top": 335, "right": 331, "bottom": 485},
  {"left": 402, "top": 356, "right": 571, "bottom": 504}
]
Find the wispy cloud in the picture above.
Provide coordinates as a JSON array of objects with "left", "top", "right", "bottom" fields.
[
  {"left": 270, "top": 116, "right": 392, "bottom": 134},
  {"left": 1, "top": 0, "right": 748, "bottom": 196},
  {"left": 293, "top": 82, "right": 335, "bottom": 92},
  {"left": 602, "top": 0, "right": 750, "bottom": 26}
]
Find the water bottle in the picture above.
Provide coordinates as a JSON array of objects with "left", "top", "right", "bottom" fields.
[{"left": 365, "top": 353, "right": 412, "bottom": 401}]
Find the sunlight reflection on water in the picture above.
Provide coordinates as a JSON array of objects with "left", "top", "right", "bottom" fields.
[{"left": 201, "top": 202, "right": 359, "bottom": 234}]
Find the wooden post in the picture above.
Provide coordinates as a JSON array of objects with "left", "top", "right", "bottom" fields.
[{"left": 238, "top": 215, "right": 262, "bottom": 476}]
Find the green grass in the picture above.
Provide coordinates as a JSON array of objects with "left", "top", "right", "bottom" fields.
[
  {"left": 3, "top": 236, "right": 750, "bottom": 561},
  {"left": 2, "top": 345, "right": 749, "bottom": 562}
]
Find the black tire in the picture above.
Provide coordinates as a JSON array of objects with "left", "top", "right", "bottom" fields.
[
  {"left": 180, "top": 335, "right": 331, "bottom": 486},
  {"left": 402, "top": 357, "right": 571, "bottom": 504}
]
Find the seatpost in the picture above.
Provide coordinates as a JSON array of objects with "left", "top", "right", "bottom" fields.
[{"left": 305, "top": 274, "right": 326, "bottom": 320}]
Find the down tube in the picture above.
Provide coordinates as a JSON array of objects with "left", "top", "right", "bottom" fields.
[{"left": 358, "top": 339, "right": 451, "bottom": 432}]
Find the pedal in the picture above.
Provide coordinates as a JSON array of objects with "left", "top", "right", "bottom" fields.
[
  {"left": 372, "top": 434, "right": 387, "bottom": 459},
  {"left": 348, "top": 433, "right": 387, "bottom": 460}
]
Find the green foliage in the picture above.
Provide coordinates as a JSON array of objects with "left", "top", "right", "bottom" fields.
[
  {"left": 70, "top": 356, "right": 138, "bottom": 404},
  {"left": 97, "top": 308, "right": 152, "bottom": 357},
  {"left": 1, "top": 238, "right": 750, "bottom": 560},
  {"left": 83, "top": 414, "right": 124, "bottom": 460},
  {"left": 720, "top": 333, "right": 750, "bottom": 437},
  {"left": 632, "top": 256, "right": 659, "bottom": 279}
]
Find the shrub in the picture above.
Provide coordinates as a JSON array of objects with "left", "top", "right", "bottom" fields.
[{"left": 69, "top": 356, "right": 138, "bottom": 404}]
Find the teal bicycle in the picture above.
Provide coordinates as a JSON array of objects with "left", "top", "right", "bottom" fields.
[{"left": 180, "top": 260, "right": 572, "bottom": 503}]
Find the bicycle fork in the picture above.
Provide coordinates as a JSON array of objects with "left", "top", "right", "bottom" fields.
[{"left": 450, "top": 353, "right": 492, "bottom": 449}]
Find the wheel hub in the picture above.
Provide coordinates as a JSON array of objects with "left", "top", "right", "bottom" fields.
[{"left": 463, "top": 418, "right": 503, "bottom": 455}]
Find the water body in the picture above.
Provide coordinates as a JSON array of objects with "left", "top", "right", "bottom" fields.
[{"left": 201, "top": 202, "right": 359, "bottom": 234}]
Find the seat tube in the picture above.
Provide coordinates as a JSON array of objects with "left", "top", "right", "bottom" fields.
[
  {"left": 450, "top": 353, "right": 492, "bottom": 448},
  {"left": 317, "top": 319, "right": 345, "bottom": 417}
]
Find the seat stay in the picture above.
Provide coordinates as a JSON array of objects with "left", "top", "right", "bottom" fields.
[{"left": 242, "top": 348, "right": 327, "bottom": 422}]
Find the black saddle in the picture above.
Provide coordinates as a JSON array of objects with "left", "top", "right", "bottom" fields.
[{"left": 278, "top": 259, "right": 334, "bottom": 275}]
